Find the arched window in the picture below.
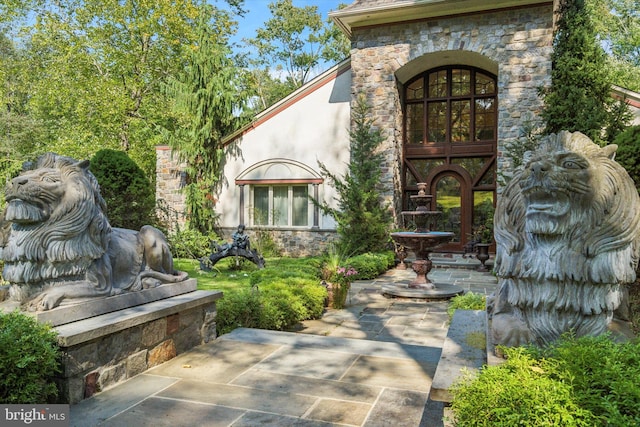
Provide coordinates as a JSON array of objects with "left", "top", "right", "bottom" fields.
[
  {"left": 402, "top": 66, "right": 497, "bottom": 251},
  {"left": 236, "top": 159, "right": 322, "bottom": 229},
  {"left": 405, "top": 67, "right": 497, "bottom": 145}
]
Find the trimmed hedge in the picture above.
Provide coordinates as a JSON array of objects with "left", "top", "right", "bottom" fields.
[
  {"left": 344, "top": 251, "right": 395, "bottom": 280},
  {"left": 216, "top": 252, "right": 393, "bottom": 335},
  {"left": 216, "top": 276, "right": 326, "bottom": 334}
]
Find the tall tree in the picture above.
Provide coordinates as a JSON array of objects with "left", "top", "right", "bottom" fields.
[
  {"left": 539, "top": 0, "right": 630, "bottom": 143},
  {"left": 315, "top": 95, "right": 392, "bottom": 255},
  {"left": 0, "top": 0, "right": 239, "bottom": 179},
  {"left": 592, "top": 0, "right": 640, "bottom": 92},
  {"left": 243, "top": 0, "right": 349, "bottom": 111},
  {"left": 163, "top": 4, "right": 249, "bottom": 233}
]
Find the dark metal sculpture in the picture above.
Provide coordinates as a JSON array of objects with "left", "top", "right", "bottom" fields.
[{"left": 200, "top": 225, "right": 265, "bottom": 270}]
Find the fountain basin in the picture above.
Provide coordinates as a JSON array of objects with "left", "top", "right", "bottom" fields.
[
  {"left": 390, "top": 231, "right": 454, "bottom": 259},
  {"left": 387, "top": 230, "right": 463, "bottom": 299}
]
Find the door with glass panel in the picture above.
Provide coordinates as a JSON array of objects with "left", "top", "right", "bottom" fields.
[{"left": 403, "top": 66, "right": 497, "bottom": 252}]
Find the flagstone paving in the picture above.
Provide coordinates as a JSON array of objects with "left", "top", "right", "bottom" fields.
[{"left": 70, "top": 257, "right": 497, "bottom": 427}]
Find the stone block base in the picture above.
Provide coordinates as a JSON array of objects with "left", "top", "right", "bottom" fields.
[{"left": 54, "top": 290, "right": 222, "bottom": 404}]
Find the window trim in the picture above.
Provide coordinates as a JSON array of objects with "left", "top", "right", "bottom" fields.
[{"left": 249, "top": 183, "right": 312, "bottom": 228}]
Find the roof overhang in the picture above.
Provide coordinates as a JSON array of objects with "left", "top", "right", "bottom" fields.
[{"left": 330, "top": 0, "right": 554, "bottom": 38}]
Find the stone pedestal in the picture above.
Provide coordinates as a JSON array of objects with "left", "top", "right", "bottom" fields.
[{"left": 54, "top": 289, "right": 222, "bottom": 404}]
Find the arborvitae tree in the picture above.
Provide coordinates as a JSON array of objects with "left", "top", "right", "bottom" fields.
[
  {"left": 315, "top": 95, "right": 392, "bottom": 255},
  {"left": 163, "top": 4, "right": 248, "bottom": 234},
  {"left": 90, "top": 149, "right": 156, "bottom": 230},
  {"left": 540, "top": 0, "right": 630, "bottom": 143}
]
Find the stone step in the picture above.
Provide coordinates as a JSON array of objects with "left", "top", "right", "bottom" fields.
[{"left": 430, "top": 309, "right": 487, "bottom": 402}]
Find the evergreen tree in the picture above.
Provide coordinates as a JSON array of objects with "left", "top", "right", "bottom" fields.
[
  {"left": 315, "top": 95, "right": 392, "bottom": 255},
  {"left": 163, "top": 4, "right": 248, "bottom": 233},
  {"left": 540, "top": 0, "right": 630, "bottom": 143},
  {"left": 90, "top": 149, "right": 156, "bottom": 230}
]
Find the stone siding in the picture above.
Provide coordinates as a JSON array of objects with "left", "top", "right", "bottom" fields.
[
  {"left": 218, "top": 227, "right": 340, "bottom": 258},
  {"left": 350, "top": 5, "right": 554, "bottom": 204},
  {"left": 156, "top": 145, "right": 187, "bottom": 232}
]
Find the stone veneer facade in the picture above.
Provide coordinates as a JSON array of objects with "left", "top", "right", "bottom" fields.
[
  {"left": 156, "top": 145, "right": 187, "bottom": 232},
  {"left": 349, "top": 4, "right": 554, "bottom": 215},
  {"left": 217, "top": 227, "right": 339, "bottom": 258}
]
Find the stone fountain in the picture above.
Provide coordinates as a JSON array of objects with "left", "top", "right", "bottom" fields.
[{"left": 384, "top": 183, "right": 463, "bottom": 299}]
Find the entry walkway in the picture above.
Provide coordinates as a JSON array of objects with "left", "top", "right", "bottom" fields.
[{"left": 70, "top": 259, "right": 498, "bottom": 427}]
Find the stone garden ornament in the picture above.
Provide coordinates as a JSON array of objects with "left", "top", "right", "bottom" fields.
[
  {"left": 491, "top": 131, "right": 640, "bottom": 347},
  {"left": 0, "top": 153, "right": 188, "bottom": 311}
]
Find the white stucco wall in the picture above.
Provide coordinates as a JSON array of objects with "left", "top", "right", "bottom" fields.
[{"left": 217, "top": 65, "right": 352, "bottom": 231}]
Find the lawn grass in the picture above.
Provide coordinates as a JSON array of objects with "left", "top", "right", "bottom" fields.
[{"left": 174, "top": 256, "right": 322, "bottom": 296}]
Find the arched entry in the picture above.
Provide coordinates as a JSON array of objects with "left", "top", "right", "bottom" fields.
[{"left": 401, "top": 65, "right": 497, "bottom": 252}]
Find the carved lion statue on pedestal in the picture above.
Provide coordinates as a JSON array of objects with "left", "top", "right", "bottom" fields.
[
  {"left": 491, "top": 131, "right": 640, "bottom": 347},
  {"left": 0, "top": 153, "right": 187, "bottom": 311}
]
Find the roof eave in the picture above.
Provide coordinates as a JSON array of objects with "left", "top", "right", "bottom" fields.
[{"left": 330, "top": 0, "right": 553, "bottom": 38}]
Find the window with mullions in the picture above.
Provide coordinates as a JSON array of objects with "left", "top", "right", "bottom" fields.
[
  {"left": 405, "top": 67, "right": 496, "bottom": 145},
  {"left": 252, "top": 185, "right": 309, "bottom": 227}
]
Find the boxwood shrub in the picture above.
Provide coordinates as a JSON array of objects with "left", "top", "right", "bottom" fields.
[
  {"left": 345, "top": 251, "right": 395, "bottom": 280},
  {"left": 216, "top": 276, "right": 327, "bottom": 335},
  {"left": 216, "top": 252, "right": 393, "bottom": 335},
  {"left": 0, "top": 311, "right": 61, "bottom": 403}
]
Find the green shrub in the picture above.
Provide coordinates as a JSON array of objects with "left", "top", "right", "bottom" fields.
[
  {"left": 90, "top": 149, "right": 156, "bottom": 230},
  {"left": 168, "top": 227, "right": 216, "bottom": 259},
  {"left": 534, "top": 335, "right": 640, "bottom": 425},
  {"left": 345, "top": 251, "right": 395, "bottom": 280},
  {"left": 447, "top": 292, "right": 487, "bottom": 320},
  {"left": 449, "top": 346, "right": 595, "bottom": 426},
  {"left": 450, "top": 335, "right": 640, "bottom": 426},
  {"left": 216, "top": 289, "right": 262, "bottom": 335},
  {"left": 0, "top": 311, "right": 61, "bottom": 403},
  {"left": 216, "top": 277, "right": 327, "bottom": 335},
  {"left": 613, "top": 125, "right": 640, "bottom": 192}
]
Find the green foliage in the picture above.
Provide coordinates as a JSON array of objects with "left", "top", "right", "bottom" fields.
[
  {"left": 315, "top": 95, "right": 393, "bottom": 255},
  {"left": 216, "top": 277, "right": 327, "bottom": 335},
  {"left": 590, "top": 0, "right": 640, "bottom": 92},
  {"left": 162, "top": 4, "right": 249, "bottom": 234},
  {"left": 540, "top": 0, "right": 631, "bottom": 144},
  {"left": 168, "top": 228, "right": 216, "bottom": 259},
  {"left": 613, "top": 125, "right": 640, "bottom": 192},
  {"left": 0, "top": 311, "right": 60, "bottom": 403},
  {"left": 450, "top": 335, "right": 640, "bottom": 426},
  {"left": 447, "top": 292, "right": 487, "bottom": 319},
  {"left": 344, "top": 252, "right": 395, "bottom": 281},
  {"left": 90, "top": 149, "right": 155, "bottom": 229},
  {"left": 216, "top": 288, "right": 262, "bottom": 335}
]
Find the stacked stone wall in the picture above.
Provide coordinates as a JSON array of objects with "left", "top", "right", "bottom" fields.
[
  {"left": 350, "top": 5, "right": 554, "bottom": 203},
  {"left": 57, "top": 292, "right": 220, "bottom": 404},
  {"left": 156, "top": 146, "right": 187, "bottom": 232},
  {"left": 218, "top": 227, "right": 340, "bottom": 257}
]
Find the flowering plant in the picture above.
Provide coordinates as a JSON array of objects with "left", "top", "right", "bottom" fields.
[{"left": 333, "top": 266, "right": 358, "bottom": 286}]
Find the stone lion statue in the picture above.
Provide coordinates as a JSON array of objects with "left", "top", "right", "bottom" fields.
[
  {"left": 490, "top": 131, "right": 640, "bottom": 347},
  {"left": 0, "top": 153, "right": 187, "bottom": 311}
]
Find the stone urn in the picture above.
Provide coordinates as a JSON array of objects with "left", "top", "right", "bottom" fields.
[{"left": 475, "top": 243, "right": 491, "bottom": 272}]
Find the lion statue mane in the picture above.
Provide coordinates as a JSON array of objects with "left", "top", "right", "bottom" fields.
[
  {"left": 0, "top": 153, "right": 187, "bottom": 311},
  {"left": 490, "top": 131, "right": 640, "bottom": 347}
]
